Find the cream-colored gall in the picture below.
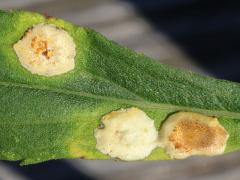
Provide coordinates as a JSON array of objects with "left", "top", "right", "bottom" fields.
[
  {"left": 158, "top": 112, "right": 229, "bottom": 159},
  {"left": 14, "top": 24, "right": 76, "bottom": 76},
  {"left": 95, "top": 108, "right": 158, "bottom": 161}
]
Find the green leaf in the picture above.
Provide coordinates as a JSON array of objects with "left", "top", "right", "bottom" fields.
[{"left": 0, "top": 10, "right": 240, "bottom": 165}]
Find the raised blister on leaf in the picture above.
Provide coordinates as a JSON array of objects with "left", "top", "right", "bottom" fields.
[
  {"left": 95, "top": 108, "right": 158, "bottom": 161},
  {"left": 159, "top": 112, "right": 229, "bottom": 159},
  {"left": 13, "top": 24, "right": 76, "bottom": 76}
]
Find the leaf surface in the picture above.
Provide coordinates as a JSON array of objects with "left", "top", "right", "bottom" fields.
[{"left": 0, "top": 10, "right": 240, "bottom": 165}]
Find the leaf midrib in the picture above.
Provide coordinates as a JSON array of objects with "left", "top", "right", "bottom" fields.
[{"left": 0, "top": 80, "right": 239, "bottom": 119}]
